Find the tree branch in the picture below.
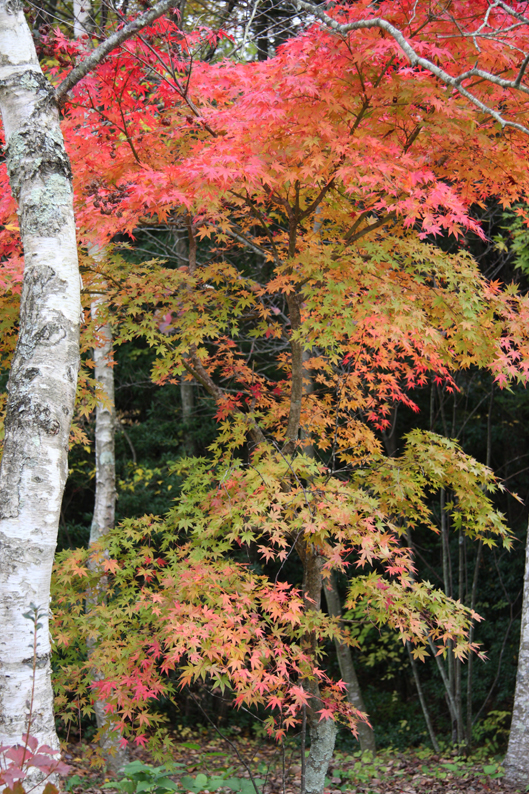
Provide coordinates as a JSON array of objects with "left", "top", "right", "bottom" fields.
[
  {"left": 183, "top": 347, "right": 266, "bottom": 445},
  {"left": 55, "top": 0, "right": 179, "bottom": 102},
  {"left": 295, "top": 0, "right": 529, "bottom": 136},
  {"left": 283, "top": 295, "right": 303, "bottom": 456}
]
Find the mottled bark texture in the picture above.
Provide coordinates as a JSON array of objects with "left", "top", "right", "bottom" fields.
[
  {"left": 181, "top": 375, "right": 196, "bottom": 455},
  {"left": 0, "top": 0, "right": 80, "bottom": 766},
  {"left": 504, "top": 525, "right": 529, "bottom": 787},
  {"left": 73, "top": 0, "right": 91, "bottom": 38},
  {"left": 297, "top": 544, "right": 337, "bottom": 794},
  {"left": 90, "top": 298, "right": 116, "bottom": 547},
  {"left": 88, "top": 297, "right": 129, "bottom": 772},
  {"left": 324, "top": 572, "right": 376, "bottom": 754}
]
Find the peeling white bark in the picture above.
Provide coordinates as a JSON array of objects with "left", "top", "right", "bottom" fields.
[
  {"left": 90, "top": 298, "right": 116, "bottom": 546},
  {"left": 88, "top": 296, "right": 128, "bottom": 773},
  {"left": 73, "top": 0, "right": 91, "bottom": 39},
  {"left": 504, "top": 525, "right": 529, "bottom": 787},
  {"left": 0, "top": 0, "right": 80, "bottom": 768}
]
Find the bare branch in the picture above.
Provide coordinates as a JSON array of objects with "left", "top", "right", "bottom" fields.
[
  {"left": 452, "top": 66, "right": 529, "bottom": 96},
  {"left": 295, "top": 0, "right": 529, "bottom": 136},
  {"left": 494, "top": 0, "right": 529, "bottom": 26},
  {"left": 184, "top": 347, "right": 266, "bottom": 445},
  {"left": 221, "top": 223, "right": 270, "bottom": 257},
  {"left": 55, "top": 0, "right": 179, "bottom": 102},
  {"left": 515, "top": 52, "right": 529, "bottom": 87}
]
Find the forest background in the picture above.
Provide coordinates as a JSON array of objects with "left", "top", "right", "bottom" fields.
[{"left": 4, "top": 1, "right": 529, "bottom": 793}]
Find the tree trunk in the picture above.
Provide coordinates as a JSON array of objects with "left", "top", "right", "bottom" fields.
[
  {"left": 177, "top": 225, "right": 196, "bottom": 456},
  {"left": 89, "top": 300, "right": 116, "bottom": 549},
  {"left": 304, "top": 713, "right": 337, "bottom": 794},
  {"left": 324, "top": 572, "right": 376, "bottom": 755},
  {"left": 74, "top": 0, "right": 92, "bottom": 37},
  {"left": 88, "top": 294, "right": 129, "bottom": 773},
  {"left": 406, "top": 642, "right": 440, "bottom": 753},
  {"left": 298, "top": 544, "right": 337, "bottom": 794},
  {"left": 504, "top": 522, "right": 529, "bottom": 787},
  {"left": 181, "top": 375, "right": 196, "bottom": 455},
  {"left": 0, "top": 0, "right": 80, "bottom": 767},
  {"left": 77, "top": 0, "right": 125, "bottom": 750}
]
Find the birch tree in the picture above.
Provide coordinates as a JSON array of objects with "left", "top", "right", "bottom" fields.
[
  {"left": 504, "top": 529, "right": 529, "bottom": 787},
  {"left": 73, "top": 0, "right": 91, "bottom": 39},
  {"left": 73, "top": 0, "right": 128, "bottom": 758},
  {"left": 88, "top": 288, "right": 129, "bottom": 772},
  {"left": 0, "top": 0, "right": 179, "bottom": 770},
  {"left": 0, "top": 0, "right": 80, "bottom": 757}
]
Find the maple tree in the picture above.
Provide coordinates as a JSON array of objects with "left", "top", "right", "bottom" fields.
[
  {"left": 4, "top": 0, "right": 529, "bottom": 789},
  {"left": 43, "top": 0, "right": 529, "bottom": 784}
]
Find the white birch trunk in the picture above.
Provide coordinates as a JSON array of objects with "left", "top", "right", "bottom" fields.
[
  {"left": 504, "top": 525, "right": 529, "bottom": 787},
  {"left": 89, "top": 297, "right": 116, "bottom": 546},
  {"left": 88, "top": 295, "right": 129, "bottom": 773},
  {"left": 74, "top": 0, "right": 91, "bottom": 38},
  {"left": 0, "top": 0, "right": 80, "bottom": 766}
]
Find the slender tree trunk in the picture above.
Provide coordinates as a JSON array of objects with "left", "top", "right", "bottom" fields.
[
  {"left": 90, "top": 297, "right": 116, "bottom": 547},
  {"left": 467, "top": 385, "right": 493, "bottom": 749},
  {"left": 181, "top": 375, "right": 196, "bottom": 455},
  {"left": 176, "top": 226, "right": 196, "bottom": 456},
  {"left": 299, "top": 546, "right": 337, "bottom": 794},
  {"left": 76, "top": 0, "right": 125, "bottom": 745},
  {"left": 403, "top": 531, "right": 440, "bottom": 752},
  {"left": 0, "top": 0, "right": 80, "bottom": 770},
  {"left": 504, "top": 521, "right": 529, "bottom": 788},
  {"left": 454, "top": 529, "right": 465, "bottom": 745},
  {"left": 466, "top": 539, "right": 482, "bottom": 748},
  {"left": 428, "top": 636, "right": 458, "bottom": 725},
  {"left": 88, "top": 292, "right": 129, "bottom": 772},
  {"left": 406, "top": 642, "right": 440, "bottom": 752},
  {"left": 324, "top": 572, "right": 376, "bottom": 754}
]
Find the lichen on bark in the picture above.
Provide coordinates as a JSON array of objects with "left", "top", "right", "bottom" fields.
[
  {"left": 0, "top": 0, "right": 80, "bottom": 776},
  {"left": 305, "top": 716, "right": 338, "bottom": 794}
]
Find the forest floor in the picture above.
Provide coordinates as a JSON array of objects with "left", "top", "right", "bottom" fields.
[{"left": 61, "top": 729, "right": 527, "bottom": 794}]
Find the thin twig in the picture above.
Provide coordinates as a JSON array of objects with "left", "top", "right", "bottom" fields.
[
  {"left": 56, "top": 0, "right": 179, "bottom": 102},
  {"left": 190, "top": 694, "right": 261, "bottom": 794}
]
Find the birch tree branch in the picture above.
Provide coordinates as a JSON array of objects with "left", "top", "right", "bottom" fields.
[
  {"left": 295, "top": 0, "right": 529, "bottom": 136},
  {"left": 55, "top": 0, "right": 179, "bottom": 102}
]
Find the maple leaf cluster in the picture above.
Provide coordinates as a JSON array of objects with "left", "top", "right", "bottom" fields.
[{"left": 53, "top": 434, "right": 510, "bottom": 743}]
